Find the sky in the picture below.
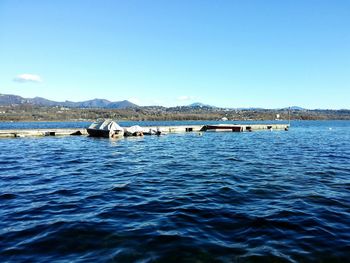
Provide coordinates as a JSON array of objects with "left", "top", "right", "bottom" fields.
[{"left": 0, "top": 0, "right": 349, "bottom": 109}]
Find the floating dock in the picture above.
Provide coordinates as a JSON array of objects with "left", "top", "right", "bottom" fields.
[
  {"left": 0, "top": 124, "right": 289, "bottom": 138},
  {"left": 0, "top": 128, "right": 88, "bottom": 138}
]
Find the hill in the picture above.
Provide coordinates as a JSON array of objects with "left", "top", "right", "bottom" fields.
[
  {"left": 188, "top": 102, "right": 216, "bottom": 108},
  {"left": 0, "top": 94, "right": 138, "bottom": 109}
]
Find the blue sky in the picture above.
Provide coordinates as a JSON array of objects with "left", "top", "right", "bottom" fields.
[{"left": 0, "top": 0, "right": 349, "bottom": 108}]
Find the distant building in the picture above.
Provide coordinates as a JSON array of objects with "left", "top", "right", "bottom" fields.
[{"left": 221, "top": 117, "right": 228, "bottom": 121}]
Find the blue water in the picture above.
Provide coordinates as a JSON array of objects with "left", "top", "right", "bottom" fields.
[{"left": 0, "top": 121, "right": 349, "bottom": 262}]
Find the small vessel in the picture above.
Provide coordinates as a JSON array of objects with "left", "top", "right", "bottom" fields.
[
  {"left": 143, "top": 128, "right": 161, "bottom": 136},
  {"left": 124, "top": 125, "right": 144, "bottom": 137},
  {"left": 124, "top": 126, "right": 162, "bottom": 136},
  {"left": 87, "top": 120, "right": 124, "bottom": 138}
]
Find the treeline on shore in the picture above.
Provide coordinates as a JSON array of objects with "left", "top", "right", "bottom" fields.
[{"left": 0, "top": 105, "right": 349, "bottom": 122}]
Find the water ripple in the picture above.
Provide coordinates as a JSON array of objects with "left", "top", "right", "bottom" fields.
[{"left": 0, "top": 121, "right": 350, "bottom": 262}]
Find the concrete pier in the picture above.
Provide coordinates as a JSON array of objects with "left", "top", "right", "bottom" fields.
[
  {"left": 0, "top": 124, "right": 289, "bottom": 138},
  {"left": 0, "top": 128, "right": 88, "bottom": 138},
  {"left": 152, "top": 124, "right": 289, "bottom": 133}
]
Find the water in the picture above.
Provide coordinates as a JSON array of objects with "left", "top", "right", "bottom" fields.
[{"left": 0, "top": 121, "right": 349, "bottom": 262}]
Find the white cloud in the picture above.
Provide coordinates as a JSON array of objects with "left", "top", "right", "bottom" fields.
[
  {"left": 13, "top": 74, "right": 42, "bottom": 83},
  {"left": 177, "top": 95, "right": 193, "bottom": 101}
]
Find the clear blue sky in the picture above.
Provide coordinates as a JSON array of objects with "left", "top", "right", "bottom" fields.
[{"left": 0, "top": 0, "right": 349, "bottom": 108}]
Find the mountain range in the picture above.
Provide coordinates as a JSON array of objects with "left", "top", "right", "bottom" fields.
[
  {"left": 0, "top": 94, "right": 311, "bottom": 110},
  {"left": 0, "top": 94, "right": 138, "bottom": 109}
]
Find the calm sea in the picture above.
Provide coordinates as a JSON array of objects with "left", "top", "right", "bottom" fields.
[{"left": 0, "top": 121, "right": 349, "bottom": 262}]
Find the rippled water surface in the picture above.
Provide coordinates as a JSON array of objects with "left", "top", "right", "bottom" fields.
[{"left": 1, "top": 121, "right": 349, "bottom": 262}]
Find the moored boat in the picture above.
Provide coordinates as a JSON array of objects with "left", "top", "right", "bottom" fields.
[{"left": 87, "top": 120, "right": 124, "bottom": 138}]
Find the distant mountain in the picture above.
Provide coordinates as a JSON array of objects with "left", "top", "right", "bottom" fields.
[
  {"left": 77, "top": 99, "right": 112, "bottom": 108},
  {"left": 107, "top": 100, "right": 138, "bottom": 109},
  {"left": 0, "top": 94, "right": 312, "bottom": 111},
  {"left": 280, "top": 106, "right": 306, "bottom": 111},
  {"left": 188, "top": 102, "right": 216, "bottom": 108},
  {"left": 0, "top": 94, "right": 138, "bottom": 109},
  {"left": 289, "top": 106, "right": 306, "bottom": 110},
  {"left": 0, "top": 94, "right": 29, "bottom": 105},
  {"left": 28, "top": 96, "right": 60, "bottom": 107}
]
